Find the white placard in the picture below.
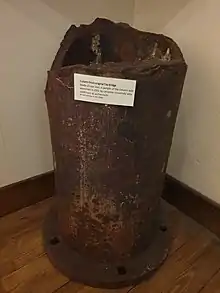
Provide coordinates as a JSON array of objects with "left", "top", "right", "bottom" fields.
[{"left": 74, "top": 73, "right": 136, "bottom": 107}]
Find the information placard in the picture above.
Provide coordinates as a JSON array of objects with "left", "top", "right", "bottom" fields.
[{"left": 74, "top": 74, "right": 136, "bottom": 107}]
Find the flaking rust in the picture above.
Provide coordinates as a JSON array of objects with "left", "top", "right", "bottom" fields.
[{"left": 44, "top": 18, "right": 187, "bottom": 288}]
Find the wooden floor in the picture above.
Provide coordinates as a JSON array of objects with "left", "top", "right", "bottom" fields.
[{"left": 1, "top": 199, "right": 220, "bottom": 293}]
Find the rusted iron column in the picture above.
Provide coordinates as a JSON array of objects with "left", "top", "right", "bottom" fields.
[{"left": 44, "top": 18, "right": 187, "bottom": 288}]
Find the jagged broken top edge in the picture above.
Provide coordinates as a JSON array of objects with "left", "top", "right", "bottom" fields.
[{"left": 50, "top": 17, "right": 187, "bottom": 73}]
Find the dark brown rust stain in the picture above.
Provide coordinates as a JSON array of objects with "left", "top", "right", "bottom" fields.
[{"left": 44, "top": 18, "right": 187, "bottom": 285}]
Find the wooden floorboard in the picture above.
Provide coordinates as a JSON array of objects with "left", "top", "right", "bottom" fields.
[
  {"left": 200, "top": 269, "right": 220, "bottom": 293},
  {"left": 0, "top": 199, "right": 220, "bottom": 293}
]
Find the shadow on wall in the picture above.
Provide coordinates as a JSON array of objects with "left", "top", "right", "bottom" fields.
[
  {"left": 134, "top": 0, "right": 193, "bottom": 32},
  {"left": 167, "top": 86, "right": 188, "bottom": 181},
  {"left": 6, "top": 0, "right": 134, "bottom": 47},
  {"left": 5, "top": 0, "right": 71, "bottom": 36},
  {"left": 40, "top": 0, "right": 134, "bottom": 26}
]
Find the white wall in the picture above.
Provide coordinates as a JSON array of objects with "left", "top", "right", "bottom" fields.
[
  {"left": 134, "top": 0, "right": 220, "bottom": 203},
  {"left": 0, "top": 0, "right": 134, "bottom": 187},
  {"left": 1, "top": 0, "right": 220, "bottom": 205}
]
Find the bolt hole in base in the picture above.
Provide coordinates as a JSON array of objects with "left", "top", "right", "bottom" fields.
[
  {"left": 160, "top": 224, "right": 168, "bottom": 232},
  {"left": 117, "top": 266, "right": 127, "bottom": 275},
  {"left": 50, "top": 236, "right": 60, "bottom": 245}
]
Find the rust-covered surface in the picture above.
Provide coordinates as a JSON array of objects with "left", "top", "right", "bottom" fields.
[{"left": 44, "top": 18, "right": 187, "bottom": 288}]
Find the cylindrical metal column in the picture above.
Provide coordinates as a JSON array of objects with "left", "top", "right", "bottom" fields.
[{"left": 44, "top": 18, "right": 187, "bottom": 288}]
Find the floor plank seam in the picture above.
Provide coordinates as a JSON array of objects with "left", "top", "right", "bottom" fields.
[
  {"left": 181, "top": 239, "right": 215, "bottom": 269},
  {"left": 127, "top": 284, "right": 137, "bottom": 292},
  {"left": 197, "top": 266, "right": 220, "bottom": 293},
  {"left": 52, "top": 280, "right": 71, "bottom": 293},
  {"left": 1, "top": 252, "right": 46, "bottom": 280}
]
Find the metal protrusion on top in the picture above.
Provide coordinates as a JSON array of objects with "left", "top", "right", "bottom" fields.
[
  {"left": 151, "top": 43, "right": 158, "bottom": 58},
  {"left": 162, "top": 48, "right": 171, "bottom": 61},
  {"left": 91, "top": 34, "right": 102, "bottom": 64}
]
